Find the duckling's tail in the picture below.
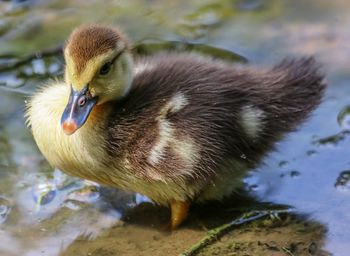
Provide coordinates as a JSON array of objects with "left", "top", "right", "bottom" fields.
[{"left": 265, "top": 57, "right": 326, "bottom": 134}]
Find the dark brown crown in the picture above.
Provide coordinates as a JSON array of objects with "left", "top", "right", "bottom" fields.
[{"left": 65, "top": 25, "right": 128, "bottom": 74}]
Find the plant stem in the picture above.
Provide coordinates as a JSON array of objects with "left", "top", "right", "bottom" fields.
[
  {"left": 179, "top": 209, "right": 292, "bottom": 256},
  {"left": 0, "top": 45, "right": 63, "bottom": 72}
]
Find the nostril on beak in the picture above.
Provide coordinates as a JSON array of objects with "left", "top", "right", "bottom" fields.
[{"left": 62, "top": 119, "right": 78, "bottom": 135}]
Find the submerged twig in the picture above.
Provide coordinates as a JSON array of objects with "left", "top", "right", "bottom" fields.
[
  {"left": 179, "top": 209, "right": 292, "bottom": 256},
  {"left": 313, "top": 130, "right": 350, "bottom": 146},
  {"left": 0, "top": 44, "right": 63, "bottom": 72},
  {"left": 0, "top": 40, "right": 246, "bottom": 73},
  {"left": 134, "top": 40, "right": 247, "bottom": 63}
]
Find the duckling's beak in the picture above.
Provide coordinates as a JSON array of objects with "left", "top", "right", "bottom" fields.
[{"left": 61, "top": 85, "right": 97, "bottom": 135}]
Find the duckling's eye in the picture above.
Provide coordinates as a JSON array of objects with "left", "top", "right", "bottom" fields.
[{"left": 99, "top": 62, "right": 112, "bottom": 75}]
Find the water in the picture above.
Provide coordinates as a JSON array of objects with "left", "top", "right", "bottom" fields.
[{"left": 0, "top": 0, "right": 349, "bottom": 255}]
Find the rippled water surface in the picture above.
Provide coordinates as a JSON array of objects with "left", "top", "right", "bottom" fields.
[{"left": 0, "top": 0, "right": 350, "bottom": 255}]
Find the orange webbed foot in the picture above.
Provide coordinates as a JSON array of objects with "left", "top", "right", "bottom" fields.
[{"left": 170, "top": 200, "right": 190, "bottom": 229}]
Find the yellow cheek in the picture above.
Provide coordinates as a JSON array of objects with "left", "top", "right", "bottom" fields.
[
  {"left": 89, "top": 84, "right": 109, "bottom": 105},
  {"left": 90, "top": 87, "right": 96, "bottom": 97}
]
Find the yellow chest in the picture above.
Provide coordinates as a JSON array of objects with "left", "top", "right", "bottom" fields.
[{"left": 27, "top": 82, "right": 112, "bottom": 184}]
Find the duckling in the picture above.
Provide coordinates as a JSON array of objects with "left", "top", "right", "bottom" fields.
[{"left": 26, "top": 25, "right": 326, "bottom": 229}]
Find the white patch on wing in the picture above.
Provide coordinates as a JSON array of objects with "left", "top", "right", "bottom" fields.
[
  {"left": 167, "top": 92, "right": 189, "bottom": 114},
  {"left": 148, "top": 119, "right": 174, "bottom": 165},
  {"left": 172, "top": 138, "right": 200, "bottom": 169},
  {"left": 240, "top": 105, "right": 264, "bottom": 138},
  {"left": 133, "top": 62, "right": 154, "bottom": 76},
  {"left": 159, "top": 92, "right": 188, "bottom": 117},
  {"left": 148, "top": 92, "right": 194, "bottom": 168}
]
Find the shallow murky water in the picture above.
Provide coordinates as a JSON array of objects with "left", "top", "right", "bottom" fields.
[{"left": 0, "top": 0, "right": 350, "bottom": 255}]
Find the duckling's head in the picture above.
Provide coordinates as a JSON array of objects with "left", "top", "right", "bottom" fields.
[{"left": 62, "top": 25, "right": 133, "bottom": 135}]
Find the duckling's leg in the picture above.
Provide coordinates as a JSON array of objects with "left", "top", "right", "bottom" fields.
[{"left": 170, "top": 200, "right": 190, "bottom": 229}]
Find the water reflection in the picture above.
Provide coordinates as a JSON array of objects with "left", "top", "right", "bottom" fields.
[
  {"left": 248, "top": 86, "right": 350, "bottom": 255},
  {"left": 0, "top": 196, "right": 11, "bottom": 224}
]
